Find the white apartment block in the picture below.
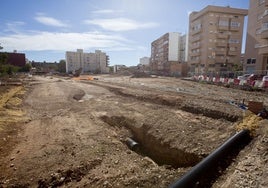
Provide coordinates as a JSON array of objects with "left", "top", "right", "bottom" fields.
[
  {"left": 139, "top": 57, "right": 150, "bottom": 65},
  {"left": 65, "top": 49, "right": 109, "bottom": 74}
]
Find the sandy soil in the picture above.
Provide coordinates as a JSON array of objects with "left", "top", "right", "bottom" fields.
[{"left": 0, "top": 75, "right": 267, "bottom": 188}]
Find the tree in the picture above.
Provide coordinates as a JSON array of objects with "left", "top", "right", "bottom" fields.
[
  {"left": 58, "top": 59, "right": 66, "bottom": 73},
  {"left": 19, "top": 63, "right": 31, "bottom": 72}
]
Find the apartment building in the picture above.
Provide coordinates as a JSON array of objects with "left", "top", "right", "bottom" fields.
[
  {"left": 188, "top": 5, "right": 247, "bottom": 76},
  {"left": 245, "top": 0, "right": 268, "bottom": 74},
  {"left": 139, "top": 57, "right": 150, "bottom": 66},
  {"left": 65, "top": 49, "right": 109, "bottom": 74},
  {"left": 150, "top": 32, "right": 188, "bottom": 76}
]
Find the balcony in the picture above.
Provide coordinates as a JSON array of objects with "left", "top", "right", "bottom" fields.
[
  {"left": 230, "top": 26, "right": 239, "bottom": 31},
  {"left": 228, "top": 51, "right": 237, "bottom": 56},
  {"left": 191, "top": 43, "right": 201, "bottom": 49},
  {"left": 216, "top": 42, "right": 227, "bottom": 47},
  {"left": 228, "top": 43, "right": 240, "bottom": 48},
  {"left": 261, "top": 29, "right": 268, "bottom": 39},
  {"left": 192, "top": 28, "right": 202, "bottom": 35},
  {"left": 215, "top": 50, "right": 226, "bottom": 56},
  {"left": 263, "top": 13, "right": 268, "bottom": 23},
  {"left": 259, "top": 45, "right": 268, "bottom": 54},
  {"left": 191, "top": 36, "right": 201, "bottom": 42},
  {"left": 191, "top": 59, "right": 201, "bottom": 64},
  {"left": 218, "top": 25, "right": 229, "bottom": 31},
  {"left": 217, "top": 34, "right": 228, "bottom": 39},
  {"left": 215, "top": 57, "right": 225, "bottom": 63},
  {"left": 190, "top": 51, "right": 201, "bottom": 56}
]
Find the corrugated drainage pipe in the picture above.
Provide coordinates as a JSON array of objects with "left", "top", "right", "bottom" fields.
[{"left": 169, "top": 129, "right": 251, "bottom": 188}]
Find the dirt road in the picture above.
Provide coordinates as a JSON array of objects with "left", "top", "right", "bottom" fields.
[{"left": 0, "top": 75, "right": 267, "bottom": 187}]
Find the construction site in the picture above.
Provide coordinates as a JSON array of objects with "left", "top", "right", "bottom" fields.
[{"left": 0, "top": 74, "right": 267, "bottom": 188}]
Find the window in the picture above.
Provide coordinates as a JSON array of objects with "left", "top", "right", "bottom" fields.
[
  {"left": 193, "top": 23, "right": 201, "bottom": 31},
  {"left": 262, "top": 22, "right": 268, "bottom": 31},
  {"left": 231, "top": 22, "right": 240, "bottom": 27},
  {"left": 247, "top": 58, "right": 256, "bottom": 64},
  {"left": 219, "top": 20, "right": 229, "bottom": 26},
  {"left": 229, "top": 39, "right": 239, "bottom": 43}
]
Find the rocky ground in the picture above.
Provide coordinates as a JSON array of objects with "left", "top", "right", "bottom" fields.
[{"left": 0, "top": 74, "right": 267, "bottom": 188}]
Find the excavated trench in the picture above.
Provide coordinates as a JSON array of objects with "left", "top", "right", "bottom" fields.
[
  {"left": 100, "top": 115, "right": 204, "bottom": 168},
  {"left": 101, "top": 115, "right": 252, "bottom": 187}
]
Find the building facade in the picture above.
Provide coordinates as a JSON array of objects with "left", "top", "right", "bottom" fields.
[
  {"left": 0, "top": 51, "right": 26, "bottom": 67},
  {"left": 65, "top": 49, "right": 109, "bottom": 74},
  {"left": 188, "top": 5, "right": 247, "bottom": 76},
  {"left": 150, "top": 32, "right": 188, "bottom": 76},
  {"left": 245, "top": 0, "right": 268, "bottom": 74}
]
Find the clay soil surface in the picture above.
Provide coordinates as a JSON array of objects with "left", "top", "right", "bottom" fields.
[{"left": 0, "top": 75, "right": 267, "bottom": 188}]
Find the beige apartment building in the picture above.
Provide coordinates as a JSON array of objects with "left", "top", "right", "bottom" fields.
[
  {"left": 245, "top": 0, "right": 268, "bottom": 74},
  {"left": 188, "top": 5, "right": 247, "bottom": 76},
  {"left": 65, "top": 49, "right": 109, "bottom": 74},
  {"left": 150, "top": 32, "right": 188, "bottom": 76}
]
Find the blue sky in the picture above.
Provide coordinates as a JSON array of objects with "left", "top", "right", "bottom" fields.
[{"left": 0, "top": 0, "right": 248, "bottom": 66}]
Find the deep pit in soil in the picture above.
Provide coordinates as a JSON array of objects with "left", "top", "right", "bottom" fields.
[{"left": 100, "top": 115, "right": 204, "bottom": 168}]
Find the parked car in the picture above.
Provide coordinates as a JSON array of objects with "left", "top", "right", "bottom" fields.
[
  {"left": 262, "top": 75, "right": 268, "bottom": 81},
  {"left": 237, "top": 74, "right": 251, "bottom": 80}
]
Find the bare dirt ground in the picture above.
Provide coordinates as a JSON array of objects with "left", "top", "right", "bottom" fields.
[{"left": 0, "top": 75, "right": 267, "bottom": 188}]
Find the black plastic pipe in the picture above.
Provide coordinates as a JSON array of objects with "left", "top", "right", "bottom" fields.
[
  {"left": 169, "top": 129, "right": 251, "bottom": 188},
  {"left": 126, "top": 137, "right": 139, "bottom": 151}
]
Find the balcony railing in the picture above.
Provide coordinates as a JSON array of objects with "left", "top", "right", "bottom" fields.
[
  {"left": 191, "top": 36, "right": 201, "bottom": 42},
  {"left": 228, "top": 51, "right": 237, "bottom": 56},
  {"left": 230, "top": 26, "right": 239, "bottom": 31},
  {"left": 217, "top": 34, "right": 228, "bottom": 39},
  {"left": 259, "top": 45, "right": 268, "bottom": 54},
  {"left": 218, "top": 25, "right": 229, "bottom": 31},
  {"left": 216, "top": 42, "right": 227, "bottom": 47},
  {"left": 261, "top": 29, "right": 268, "bottom": 39},
  {"left": 215, "top": 50, "right": 226, "bottom": 56},
  {"left": 192, "top": 28, "right": 202, "bottom": 35},
  {"left": 190, "top": 52, "right": 201, "bottom": 56}
]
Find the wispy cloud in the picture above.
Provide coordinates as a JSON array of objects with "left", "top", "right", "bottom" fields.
[
  {"left": 35, "top": 15, "right": 68, "bottom": 27},
  {"left": 92, "top": 9, "right": 124, "bottom": 15},
  {"left": 84, "top": 18, "right": 159, "bottom": 31},
  {"left": 0, "top": 31, "right": 136, "bottom": 52},
  {"left": 4, "top": 21, "right": 25, "bottom": 34}
]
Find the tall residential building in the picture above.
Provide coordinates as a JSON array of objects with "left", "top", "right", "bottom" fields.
[
  {"left": 65, "top": 49, "right": 109, "bottom": 74},
  {"left": 245, "top": 0, "right": 268, "bottom": 74},
  {"left": 139, "top": 57, "right": 150, "bottom": 66},
  {"left": 150, "top": 32, "right": 187, "bottom": 76},
  {"left": 188, "top": 5, "right": 247, "bottom": 75}
]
